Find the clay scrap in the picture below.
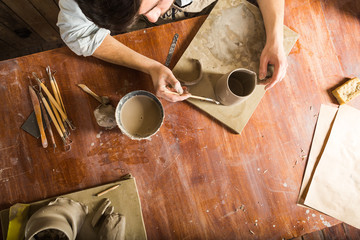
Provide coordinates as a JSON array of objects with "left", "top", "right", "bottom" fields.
[{"left": 78, "top": 84, "right": 117, "bottom": 129}]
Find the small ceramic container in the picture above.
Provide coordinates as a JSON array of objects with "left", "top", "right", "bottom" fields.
[
  {"left": 215, "top": 68, "right": 257, "bottom": 106},
  {"left": 115, "top": 90, "right": 164, "bottom": 140},
  {"left": 25, "top": 197, "right": 88, "bottom": 240}
]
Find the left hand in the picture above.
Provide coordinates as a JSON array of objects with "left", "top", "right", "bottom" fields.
[{"left": 258, "top": 41, "right": 288, "bottom": 90}]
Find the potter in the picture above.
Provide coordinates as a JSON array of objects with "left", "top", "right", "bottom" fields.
[
  {"left": 58, "top": 0, "right": 288, "bottom": 102},
  {"left": 215, "top": 68, "right": 257, "bottom": 106}
]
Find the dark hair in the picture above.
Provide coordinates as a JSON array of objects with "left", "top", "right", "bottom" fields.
[{"left": 75, "top": 0, "right": 142, "bottom": 33}]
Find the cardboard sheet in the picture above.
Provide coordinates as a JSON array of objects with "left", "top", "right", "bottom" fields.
[
  {"left": 303, "top": 105, "right": 360, "bottom": 228},
  {"left": 173, "top": 0, "right": 299, "bottom": 133},
  {"left": 297, "top": 104, "right": 338, "bottom": 205},
  {"left": 0, "top": 176, "right": 147, "bottom": 240}
]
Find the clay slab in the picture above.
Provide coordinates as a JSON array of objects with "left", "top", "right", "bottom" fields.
[{"left": 173, "top": 0, "right": 299, "bottom": 133}]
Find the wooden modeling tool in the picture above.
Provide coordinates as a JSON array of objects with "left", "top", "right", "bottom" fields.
[
  {"left": 166, "top": 90, "right": 221, "bottom": 105},
  {"left": 96, "top": 185, "right": 120, "bottom": 197},
  {"left": 33, "top": 73, "right": 75, "bottom": 130},
  {"left": 38, "top": 92, "right": 66, "bottom": 144},
  {"left": 28, "top": 86, "right": 48, "bottom": 148},
  {"left": 39, "top": 96, "right": 56, "bottom": 150},
  {"left": 47, "top": 66, "right": 67, "bottom": 118}
]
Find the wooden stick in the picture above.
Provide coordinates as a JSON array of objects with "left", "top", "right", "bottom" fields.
[
  {"left": 39, "top": 92, "right": 65, "bottom": 140},
  {"left": 33, "top": 73, "right": 75, "bottom": 130},
  {"left": 39, "top": 96, "right": 56, "bottom": 150},
  {"left": 29, "top": 86, "right": 48, "bottom": 148},
  {"left": 166, "top": 90, "right": 221, "bottom": 105},
  {"left": 78, "top": 84, "right": 103, "bottom": 103},
  {"left": 53, "top": 75, "right": 67, "bottom": 116},
  {"left": 96, "top": 185, "right": 120, "bottom": 197},
  {"left": 50, "top": 101, "right": 67, "bottom": 136}
]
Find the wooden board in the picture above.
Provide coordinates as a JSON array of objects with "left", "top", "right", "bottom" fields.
[
  {"left": 173, "top": 0, "right": 299, "bottom": 134},
  {"left": 1, "top": 176, "right": 147, "bottom": 240}
]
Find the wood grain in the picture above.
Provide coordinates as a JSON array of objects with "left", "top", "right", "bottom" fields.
[
  {"left": 2, "top": 0, "right": 60, "bottom": 42},
  {"left": 0, "top": 0, "right": 360, "bottom": 239}
]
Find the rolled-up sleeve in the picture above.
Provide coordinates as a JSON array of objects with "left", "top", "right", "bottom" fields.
[{"left": 57, "top": 0, "right": 110, "bottom": 56}]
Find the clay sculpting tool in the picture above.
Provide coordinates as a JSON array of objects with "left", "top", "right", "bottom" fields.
[
  {"left": 33, "top": 73, "right": 75, "bottom": 130},
  {"left": 47, "top": 66, "right": 68, "bottom": 136},
  {"left": 39, "top": 95, "right": 56, "bottom": 151},
  {"left": 38, "top": 92, "right": 67, "bottom": 145},
  {"left": 165, "top": 33, "right": 179, "bottom": 67},
  {"left": 46, "top": 66, "right": 67, "bottom": 117},
  {"left": 77, "top": 84, "right": 108, "bottom": 104},
  {"left": 29, "top": 86, "right": 48, "bottom": 148},
  {"left": 166, "top": 90, "right": 221, "bottom": 105},
  {"left": 96, "top": 184, "right": 120, "bottom": 197}
]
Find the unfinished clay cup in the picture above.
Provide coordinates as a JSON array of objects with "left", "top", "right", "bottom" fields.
[
  {"left": 115, "top": 90, "right": 164, "bottom": 140},
  {"left": 25, "top": 197, "right": 88, "bottom": 240},
  {"left": 215, "top": 68, "right": 257, "bottom": 106}
]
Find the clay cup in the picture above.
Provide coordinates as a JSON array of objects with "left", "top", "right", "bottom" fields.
[{"left": 215, "top": 68, "right": 257, "bottom": 106}]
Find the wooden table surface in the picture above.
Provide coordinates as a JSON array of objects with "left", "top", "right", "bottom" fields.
[{"left": 0, "top": 0, "right": 359, "bottom": 239}]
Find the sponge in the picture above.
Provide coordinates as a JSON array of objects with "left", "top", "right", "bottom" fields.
[{"left": 332, "top": 77, "right": 360, "bottom": 104}]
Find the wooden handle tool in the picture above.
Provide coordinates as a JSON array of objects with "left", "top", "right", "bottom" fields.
[
  {"left": 33, "top": 74, "right": 75, "bottom": 130},
  {"left": 39, "top": 92, "right": 65, "bottom": 140},
  {"left": 166, "top": 90, "right": 221, "bottom": 105},
  {"left": 28, "top": 86, "right": 48, "bottom": 148},
  {"left": 77, "top": 84, "right": 103, "bottom": 103},
  {"left": 39, "top": 96, "right": 56, "bottom": 150}
]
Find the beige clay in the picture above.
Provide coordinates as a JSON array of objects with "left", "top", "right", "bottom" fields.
[
  {"left": 120, "top": 95, "right": 162, "bottom": 138},
  {"left": 173, "top": 58, "right": 203, "bottom": 85}
]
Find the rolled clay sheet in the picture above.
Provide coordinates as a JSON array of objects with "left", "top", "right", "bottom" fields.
[{"left": 304, "top": 105, "right": 360, "bottom": 229}]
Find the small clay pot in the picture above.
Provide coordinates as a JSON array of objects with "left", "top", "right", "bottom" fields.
[
  {"left": 115, "top": 90, "right": 164, "bottom": 140},
  {"left": 215, "top": 68, "right": 257, "bottom": 106},
  {"left": 25, "top": 198, "right": 88, "bottom": 240},
  {"left": 173, "top": 58, "right": 203, "bottom": 86}
]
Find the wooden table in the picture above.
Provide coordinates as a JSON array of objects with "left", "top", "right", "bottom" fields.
[{"left": 0, "top": 0, "right": 360, "bottom": 239}]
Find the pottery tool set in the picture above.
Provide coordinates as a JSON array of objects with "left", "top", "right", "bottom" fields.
[{"left": 24, "top": 66, "right": 74, "bottom": 151}]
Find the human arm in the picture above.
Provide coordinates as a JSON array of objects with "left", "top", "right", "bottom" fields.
[
  {"left": 257, "top": 0, "right": 288, "bottom": 90},
  {"left": 57, "top": 0, "right": 189, "bottom": 102},
  {"left": 93, "top": 34, "right": 190, "bottom": 102}
]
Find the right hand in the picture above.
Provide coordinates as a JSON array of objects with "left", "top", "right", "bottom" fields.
[{"left": 149, "top": 63, "right": 191, "bottom": 102}]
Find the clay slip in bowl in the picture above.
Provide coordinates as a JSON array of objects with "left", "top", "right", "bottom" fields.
[{"left": 115, "top": 90, "right": 164, "bottom": 140}]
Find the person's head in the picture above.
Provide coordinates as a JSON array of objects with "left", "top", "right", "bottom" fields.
[{"left": 75, "top": 0, "right": 174, "bottom": 32}]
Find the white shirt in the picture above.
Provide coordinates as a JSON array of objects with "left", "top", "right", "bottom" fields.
[
  {"left": 57, "top": 0, "right": 215, "bottom": 56},
  {"left": 57, "top": 0, "right": 110, "bottom": 56}
]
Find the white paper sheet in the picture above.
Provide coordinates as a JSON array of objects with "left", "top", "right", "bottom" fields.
[
  {"left": 304, "top": 105, "right": 360, "bottom": 228},
  {"left": 297, "top": 104, "right": 338, "bottom": 205}
]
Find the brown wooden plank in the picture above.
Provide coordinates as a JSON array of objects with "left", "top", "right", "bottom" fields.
[
  {"left": 28, "top": 0, "right": 60, "bottom": 32},
  {"left": 0, "top": 23, "right": 29, "bottom": 49},
  {"left": 0, "top": 0, "right": 359, "bottom": 238},
  {"left": 321, "top": 223, "right": 347, "bottom": 240},
  {"left": 2, "top": 0, "right": 60, "bottom": 42},
  {"left": 302, "top": 230, "right": 324, "bottom": 240},
  {"left": 0, "top": 2, "right": 44, "bottom": 46},
  {"left": 343, "top": 223, "right": 360, "bottom": 240}
]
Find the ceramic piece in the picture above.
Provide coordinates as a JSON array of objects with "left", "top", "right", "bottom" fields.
[
  {"left": 215, "top": 68, "right": 257, "bottom": 106},
  {"left": 25, "top": 197, "right": 88, "bottom": 240}
]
